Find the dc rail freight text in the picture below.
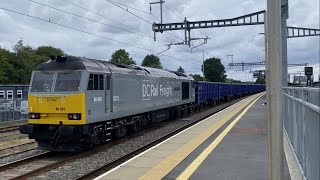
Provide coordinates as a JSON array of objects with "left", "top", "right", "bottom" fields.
[{"left": 20, "top": 56, "right": 265, "bottom": 151}]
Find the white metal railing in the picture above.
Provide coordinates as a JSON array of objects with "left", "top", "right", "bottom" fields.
[{"left": 283, "top": 87, "right": 320, "bottom": 180}]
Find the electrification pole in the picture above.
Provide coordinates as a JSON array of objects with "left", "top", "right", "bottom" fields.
[
  {"left": 150, "top": 0, "right": 165, "bottom": 23},
  {"left": 189, "top": 38, "right": 210, "bottom": 81},
  {"left": 266, "top": 0, "right": 284, "bottom": 179},
  {"left": 282, "top": 0, "right": 288, "bottom": 86},
  {"left": 202, "top": 44, "right": 205, "bottom": 81}
]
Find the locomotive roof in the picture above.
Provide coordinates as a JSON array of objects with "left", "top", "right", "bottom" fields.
[{"left": 34, "top": 56, "right": 193, "bottom": 80}]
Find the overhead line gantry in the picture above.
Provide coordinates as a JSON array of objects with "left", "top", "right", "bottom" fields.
[{"left": 151, "top": 10, "right": 320, "bottom": 46}]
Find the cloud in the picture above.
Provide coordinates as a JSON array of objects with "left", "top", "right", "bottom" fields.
[{"left": 0, "top": 0, "right": 318, "bottom": 82}]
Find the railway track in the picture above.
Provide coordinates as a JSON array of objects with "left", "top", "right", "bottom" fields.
[
  {"left": 0, "top": 126, "right": 169, "bottom": 180},
  {"left": 0, "top": 126, "right": 20, "bottom": 133},
  {"left": 0, "top": 132, "right": 23, "bottom": 140},
  {"left": 0, "top": 151, "right": 50, "bottom": 171},
  {"left": 0, "top": 151, "right": 51, "bottom": 178},
  {"left": 0, "top": 151, "right": 74, "bottom": 180},
  {"left": 0, "top": 142, "right": 38, "bottom": 159}
]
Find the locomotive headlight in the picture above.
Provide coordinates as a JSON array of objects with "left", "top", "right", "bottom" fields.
[
  {"left": 29, "top": 113, "right": 40, "bottom": 119},
  {"left": 68, "top": 113, "right": 81, "bottom": 120}
]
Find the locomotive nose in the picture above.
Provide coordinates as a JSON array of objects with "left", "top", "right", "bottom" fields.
[{"left": 28, "top": 93, "right": 86, "bottom": 125}]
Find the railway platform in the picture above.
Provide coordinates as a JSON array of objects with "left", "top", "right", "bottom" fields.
[{"left": 96, "top": 93, "right": 295, "bottom": 180}]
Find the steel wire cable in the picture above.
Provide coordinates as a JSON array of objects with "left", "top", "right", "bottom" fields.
[
  {"left": 30, "top": 0, "right": 197, "bottom": 62},
  {"left": 61, "top": 0, "right": 202, "bottom": 64},
  {"left": 0, "top": 7, "right": 202, "bottom": 67},
  {"left": 105, "top": 0, "right": 184, "bottom": 41}
]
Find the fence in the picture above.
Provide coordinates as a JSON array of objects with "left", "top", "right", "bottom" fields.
[
  {"left": 0, "top": 100, "right": 28, "bottom": 122},
  {"left": 283, "top": 87, "right": 320, "bottom": 180}
]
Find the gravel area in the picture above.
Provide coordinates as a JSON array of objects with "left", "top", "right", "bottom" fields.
[
  {"left": 0, "top": 131, "right": 27, "bottom": 142},
  {"left": 0, "top": 142, "right": 38, "bottom": 159},
  {"left": 0, "top": 148, "right": 45, "bottom": 166},
  {"left": 0, "top": 138, "right": 35, "bottom": 152},
  {"left": 0, "top": 152, "right": 71, "bottom": 180},
  {"left": 0, "top": 120, "right": 26, "bottom": 128},
  {"left": 29, "top": 98, "right": 243, "bottom": 180}
]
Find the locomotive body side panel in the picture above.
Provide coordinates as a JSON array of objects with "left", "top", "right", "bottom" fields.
[{"left": 85, "top": 72, "right": 195, "bottom": 124}]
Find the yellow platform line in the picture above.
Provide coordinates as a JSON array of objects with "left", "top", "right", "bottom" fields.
[
  {"left": 138, "top": 93, "right": 263, "bottom": 180},
  {"left": 176, "top": 93, "right": 264, "bottom": 180}
]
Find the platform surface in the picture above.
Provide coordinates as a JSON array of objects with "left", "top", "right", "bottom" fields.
[{"left": 96, "top": 93, "right": 292, "bottom": 180}]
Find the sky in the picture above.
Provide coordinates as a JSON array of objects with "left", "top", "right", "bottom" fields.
[{"left": 0, "top": 0, "right": 319, "bottom": 82}]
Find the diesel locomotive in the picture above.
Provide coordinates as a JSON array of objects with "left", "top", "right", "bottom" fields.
[
  {"left": 20, "top": 56, "right": 265, "bottom": 151},
  {"left": 20, "top": 56, "right": 195, "bottom": 151}
]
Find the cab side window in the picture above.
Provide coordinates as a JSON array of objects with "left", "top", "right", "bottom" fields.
[
  {"left": 87, "top": 74, "right": 104, "bottom": 90},
  {"left": 87, "top": 74, "right": 94, "bottom": 90}
]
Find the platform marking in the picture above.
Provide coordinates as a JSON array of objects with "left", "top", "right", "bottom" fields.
[
  {"left": 176, "top": 93, "right": 264, "bottom": 180},
  {"left": 95, "top": 96, "right": 249, "bottom": 180},
  {"left": 138, "top": 93, "right": 263, "bottom": 180}
]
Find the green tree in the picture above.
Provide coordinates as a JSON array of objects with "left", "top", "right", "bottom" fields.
[
  {"left": 177, "top": 66, "right": 185, "bottom": 73},
  {"left": 110, "top": 49, "right": 136, "bottom": 65},
  {"left": 13, "top": 40, "right": 24, "bottom": 53},
  {"left": 141, "top": 54, "right": 162, "bottom": 69},
  {"left": 35, "top": 46, "right": 65, "bottom": 57},
  {"left": 255, "top": 78, "right": 266, "bottom": 84},
  {"left": 0, "top": 50, "right": 12, "bottom": 83},
  {"left": 0, "top": 41, "right": 66, "bottom": 84},
  {"left": 202, "top": 57, "right": 226, "bottom": 82},
  {"left": 190, "top": 74, "right": 203, "bottom": 81},
  {"left": 13, "top": 40, "right": 33, "bottom": 53},
  {"left": 226, "top": 78, "right": 242, "bottom": 83}
]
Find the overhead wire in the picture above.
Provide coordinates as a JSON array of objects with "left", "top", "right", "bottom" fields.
[
  {"left": 101, "top": 0, "right": 208, "bottom": 63},
  {"left": 28, "top": 0, "right": 150, "bottom": 38},
  {"left": 58, "top": 0, "right": 203, "bottom": 65},
  {"left": 105, "top": 0, "right": 152, "bottom": 24},
  {"left": 105, "top": 0, "right": 184, "bottom": 41},
  {"left": 163, "top": 4, "right": 184, "bottom": 21},
  {"left": 162, "top": 3, "right": 208, "bottom": 37},
  {"left": 41, "top": 0, "right": 204, "bottom": 67},
  {"left": 103, "top": 0, "right": 200, "bottom": 63},
  {"left": 106, "top": 0, "right": 150, "bottom": 14},
  {"left": 154, "top": 3, "right": 211, "bottom": 63},
  {"left": 0, "top": 7, "right": 201, "bottom": 67},
  {"left": 30, "top": 0, "right": 182, "bottom": 48},
  {"left": 60, "top": 0, "right": 167, "bottom": 44},
  {"left": 162, "top": 2, "right": 212, "bottom": 56},
  {"left": 60, "top": 0, "right": 146, "bottom": 31},
  {"left": 60, "top": 0, "right": 196, "bottom": 62}
]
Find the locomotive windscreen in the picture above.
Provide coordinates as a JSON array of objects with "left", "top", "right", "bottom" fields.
[
  {"left": 54, "top": 71, "right": 82, "bottom": 92},
  {"left": 30, "top": 71, "right": 55, "bottom": 92},
  {"left": 30, "top": 71, "right": 82, "bottom": 92}
]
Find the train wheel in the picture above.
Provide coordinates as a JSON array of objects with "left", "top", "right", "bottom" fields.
[
  {"left": 176, "top": 107, "right": 182, "bottom": 117},
  {"left": 114, "top": 125, "right": 127, "bottom": 138},
  {"left": 132, "top": 120, "right": 142, "bottom": 132},
  {"left": 183, "top": 105, "right": 188, "bottom": 117}
]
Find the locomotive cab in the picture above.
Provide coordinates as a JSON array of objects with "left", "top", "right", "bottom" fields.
[
  {"left": 26, "top": 70, "right": 86, "bottom": 125},
  {"left": 19, "top": 56, "right": 101, "bottom": 151}
]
